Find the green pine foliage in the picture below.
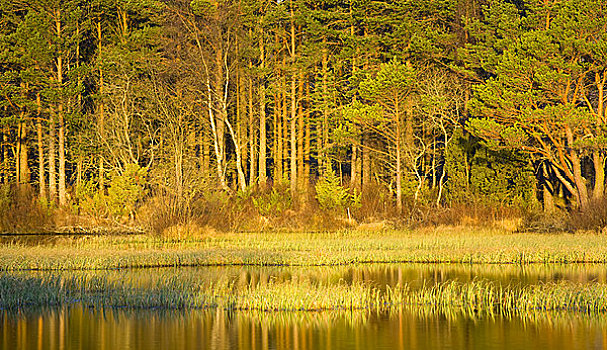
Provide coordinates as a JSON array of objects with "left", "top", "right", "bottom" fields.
[
  {"left": 445, "top": 129, "right": 536, "bottom": 207},
  {"left": 0, "top": 0, "right": 605, "bottom": 230},
  {"left": 315, "top": 166, "right": 361, "bottom": 212}
]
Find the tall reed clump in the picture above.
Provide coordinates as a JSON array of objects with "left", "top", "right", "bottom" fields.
[
  {"left": 3, "top": 274, "right": 607, "bottom": 318},
  {"left": 402, "top": 280, "right": 607, "bottom": 317}
]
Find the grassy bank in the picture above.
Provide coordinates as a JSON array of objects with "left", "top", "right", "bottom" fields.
[{"left": 1, "top": 227, "right": 607, "bottom": 270}]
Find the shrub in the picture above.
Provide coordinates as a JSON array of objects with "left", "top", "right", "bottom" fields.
[
  {"left": 252, "top": 181, "right": 292, "bottom": 216},
  {"left": 568, "top": 198, "right": 607, "bottom": 232},
  {"left": 73, "top": 179, "right": 108, "bottom": 216},
  {"left": 107, "top": 164, "right": 148, "bottom": 218},
  {"left": 315, "top": 167, "right": 361, "bottom": 212},
  {"left": 0, "top": 184, "right": 52, "bottom": 233}
]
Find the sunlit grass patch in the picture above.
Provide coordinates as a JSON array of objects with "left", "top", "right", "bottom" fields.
[{"left": 2, "top": 229, "right": 607, "bottom": 271}]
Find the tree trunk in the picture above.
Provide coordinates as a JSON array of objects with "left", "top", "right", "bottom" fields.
[
  {"left": 202, "top": 129, "right": 210, "bottom": 172},
  {"left": 58, "top": 104, "right": 66, "bottom": 205},
  {"left": 565, "top": 126, "right": 589, "bottom": 209},
  {"left": 96, "top": 20, "right": 105, "bottom": 191},
  {"left": 282, "top": 86, "right": 289, "bottom": 181},
  {"left": 290, "top": 76, "right": 297, "bottom": 196},
  {"left": 396, "top": 114, "right": 403, "bottom": 214},
  {"left": 542, "top": 163, "right": 555, "bottom": 213},
  {"left": 593, "top": 151, "right": 605, "bottom": 200},
  {"left": 304, "top": 107, "right": 311, "bottom": 186},
  {"left": 37, "top": 94, "right": 45, "bottom": 199},
  {"left": 2, "top": 126, "right": 7, "bottom": 184},
  {"left": 289, "top": 6, "right": 297, "bottom": 196},
  {"left": 297, "top": 76, "right": 305, "bottom": 191},
  {"left": 248, "top": 70, "right": 257, "bottom": 185},
  {"left": 18, "top": 118, "right": 29, "bottom": 185},
  {"left": 56, "top": 9, "right": 66, "bottom": 206},
  {"left": 320, "top": 42, "right": 329, "bottom": 172},
  {"left": 235, "top": 65, "right": 247, "bottom": 191},
  {"left": 274, "top": 92, "right": 283, "bottom": 181},
  {"left": 258, "top": 29, "right": 267, "bottom": 186},
  {"left": 49, "top": 107, "right": 57, "bottom": 201},
  {"left": 362, "top": 133, "right": 370, "bottom": 193}
]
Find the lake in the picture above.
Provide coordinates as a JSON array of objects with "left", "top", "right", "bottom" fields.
[{"left": 2, "top": 263, "right": 606, "bottom": 349}]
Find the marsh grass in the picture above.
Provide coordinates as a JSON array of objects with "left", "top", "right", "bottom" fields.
[
  {"left": 3, "top": 273, "right": 607, "bottom": 320},
  {"left": 2, "top": 228, "right": 607, "bottom": 271}
]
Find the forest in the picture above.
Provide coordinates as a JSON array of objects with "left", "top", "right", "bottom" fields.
[{"left": 1, "top": 0, "right": 606, "bottom": 233}]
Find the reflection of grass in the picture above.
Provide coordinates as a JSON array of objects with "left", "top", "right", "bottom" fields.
[
  {"left": 3, "top": 274, "right": 607, "bottom": 319},
  {"left": 2, "top": 228, "right": 607, "bottom": 270}
]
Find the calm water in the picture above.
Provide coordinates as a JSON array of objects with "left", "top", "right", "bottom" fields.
[
  {"left": 2, "top": 306, "right": 606, "bottom": 350},
  {"left": 2, "top": 263, "right": 607, "bottom": 349}
]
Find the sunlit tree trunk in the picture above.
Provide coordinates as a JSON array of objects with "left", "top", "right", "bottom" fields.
[
  {"left": 297, "top": 75, "right": 305, "bottom": 191},
  {"left": 48, "top": 107, "right": 57, "bottom": 201},
  {"left": 258, "top": 27, "right": 267, "bottom": 186},
  {"left": 289, "top": 8, "right": 297, "bottom": 196},
  {"left": 248, "top": 63, "right": 257, "bottom": 184},
  {"left": 55, "top": 9, "right": 67, "bottom": 205},
  {"left": 15, "top": 112, "right": 24, "bottom": 185},
  {"left": 96, "top": 20, "right": 105, "bottom": 190},
  {"left": 37, "top": 93, "right": 45, "bottom": 199},
  {"left": 274, "top": 90, "right": 283, "bottom": 181}
]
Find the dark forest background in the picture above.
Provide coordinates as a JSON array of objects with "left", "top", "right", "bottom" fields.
[{"left": 1, "top": 0, "right": 606, "bottom": 233}]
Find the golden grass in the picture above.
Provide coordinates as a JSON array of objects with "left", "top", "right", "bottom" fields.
[
  {"left": 1, "top": 227, "right": 607, "bottom": 270},
  {"left": 3, "top": 273, "right": 607, "bottom": 318}
]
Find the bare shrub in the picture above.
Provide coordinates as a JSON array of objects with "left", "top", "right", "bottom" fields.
[
  {"left": 568, "top": 198, "right": 607, "bottom": 232},
  {"left": 0, "top": 184, "right": 53, "bottom": 233}
]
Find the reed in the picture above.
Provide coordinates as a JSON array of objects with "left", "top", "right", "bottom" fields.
[{"left": 3, "top": 273, "right": 607, "bottom": 318}]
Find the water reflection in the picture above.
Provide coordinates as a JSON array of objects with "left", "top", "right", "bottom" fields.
[
  {"left": 2, "top": 307, "right": 606, "bottom": 350},
  {"left": 4, "top": 264, "right": 607, "bottom": 349},
  {"left": 15, "top": 263, "right": 607, "bottom": 292}
]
